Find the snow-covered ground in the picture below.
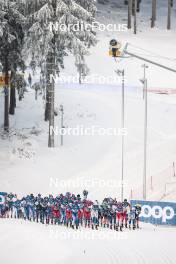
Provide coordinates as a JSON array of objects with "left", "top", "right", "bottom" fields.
[
  {"left": 0, "top": 218, "right": 176, "bottom": 264},
  {"left": 1, "top": 83, "right": 176, "bottom": 201}
]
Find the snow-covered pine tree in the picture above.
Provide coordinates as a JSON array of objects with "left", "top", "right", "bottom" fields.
[
  {"left": 76, "top": 0, "right": 96, "bottom": 16},
  {"left": 0, "top": 0, "right": 26, "bottom": 129},
  {"left": 24, "top": 0, "right": 97, "bottom": 147},
  {"left": 73, "top": 0, "right": 96, "bottom": 84}
]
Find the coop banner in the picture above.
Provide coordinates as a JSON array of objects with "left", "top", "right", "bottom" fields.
[
  {"left": 131, "top": 200, "right": 176, "bottom": 226},
  {"left": 0, "top": 193, "right": 7, "bottom": 205}
]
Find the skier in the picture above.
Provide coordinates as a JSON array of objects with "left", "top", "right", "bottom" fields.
[
  {"left": 78, "top": 205, "right": 84, "bottom": 226},
  {"left": 0, "top": 194, "right": 8, "bottom": 218},
  {"left": 91, "top": 204, "right": 99, "bottom": 230},
  {"left": 46, "top": 200, "right": 53, "bottom": 224},
  {"left": 27, "top": 196, "right": 35, "bottom": 221},
  {"left": 52, "top": 203, "right": 61, "bottom": 225},
  {"left": 129, "top": 207, "right": 136, "bottom": 230},
  {"left": 60, "top": 204, "right": 66, "bottom": 225},
  {"left": 72, "top": 204, "right": 79, "bottom": 229},
  {"left": 111, "top": 203, "right": 117, "bottom": 230},
  {"left": 134, "top": 203, "right": 142, "bottom": 228},
  {"left": 35, "top": 200, "right": 43, "bottom": 223},
  {"left": 83, "top": 206, "right": 91, "bottom": 228},
  {"left": 122, "top": 199, "right": 130, "bottom": 228},
  {"left": 66, "top": 205, "right": 72, "bottom": 228},
  {"left": 116, "top": 202, "right": 123, "bottom": 231},
  {"left": 40, "top": 199, "right": 48, "bottom": 224},
  {"left": 6, "top": 193, "right": 15, "bottom": 218},
  {"left": 0, "top": 201, "right": 5, "bottom": 218},
  {"left": 100, "top": 199, "right": 108, "bottom": 227},
  {"left": 108, "top": 205, "right": 115, "bottom": 230},
  {"left": 98, "top": 205, "right": 104, "bottom": 227},
  {"left": 12, "top": 197, "right": 21, "bottom": 219},
  {"left": 20, "top": 198, "right": 28, "bottom": 220}
]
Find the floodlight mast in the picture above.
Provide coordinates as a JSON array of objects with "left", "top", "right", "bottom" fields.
[
  {"left": 111, "top": 41, "right": 176, "bottom": 200},
  {"left": 120, "top": 43, "right": 176, "bottom": 200},
  {"left": 123, "top": 43, "right": 176, "bottom": 73}
]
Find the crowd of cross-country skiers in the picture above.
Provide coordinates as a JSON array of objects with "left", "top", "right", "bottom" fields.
[{"left": 0, "top": 190, "right": 142, "bottom": 231}]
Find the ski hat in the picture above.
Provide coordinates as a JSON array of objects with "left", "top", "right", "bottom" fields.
[{"left": 135, "top": 204, "right": 141, "bottom": 208}]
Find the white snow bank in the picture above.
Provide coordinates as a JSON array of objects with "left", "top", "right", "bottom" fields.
[{"left": 0, "top": 219, "right": 176, "bottom": 264}]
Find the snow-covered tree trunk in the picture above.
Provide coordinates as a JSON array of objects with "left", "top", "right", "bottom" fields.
[
  {"left": 137, "top": 0, "right": 141, "bottom": 12},
  {"left": 47, "top": 51, "right": 55, "bottom": 148},
  {"left": 79, "top": 70, "right": 82, "bottom": 84},
  {"left": 45, "top": 89, "right": 50, "bottom": 121},
  {"left": 133, "top": 0, "right": 137, "bottom": 34},
  {"left": 48, "top": 0, "right": 57, "bottom": 148},
  {"left": 9, "top": 69, "right": 16, "bottom": 115},
  {"left": 4, "top": 55, "right": 9, "bottom": 131},
  {"left": 167, "top": 0, "right": 171, "bottom": 30},
  {"left": 132, "top": 0, "right": 135, "bottom": 16},
  {"left": 151, "top": 0, "right": 156, "bottom": 28},
  {"left": 128, "top": 0, "right": 132, "bottom": 29}
]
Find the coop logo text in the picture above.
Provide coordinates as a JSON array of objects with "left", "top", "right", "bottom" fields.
[{"left": 140, "top": 205, "right": 175, "bottom": 223}]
